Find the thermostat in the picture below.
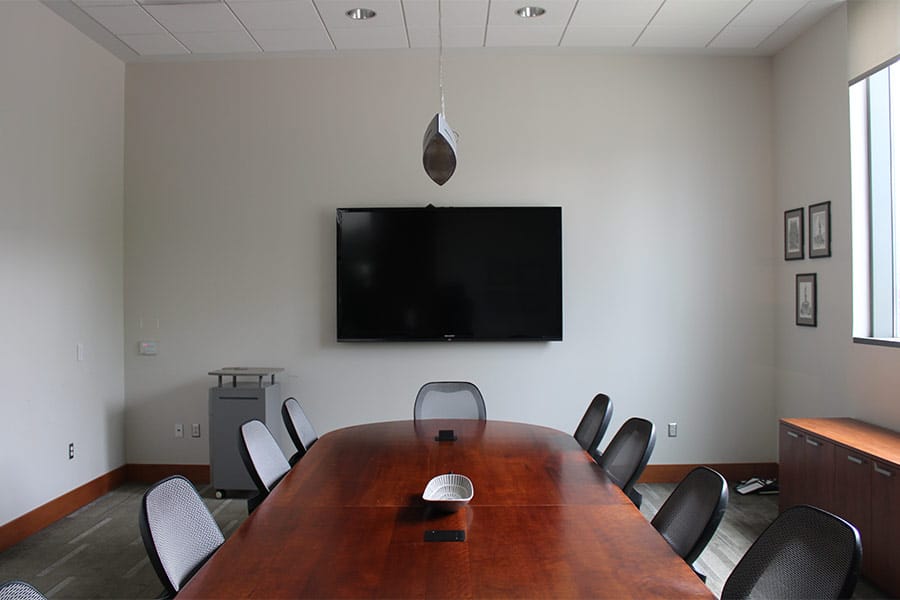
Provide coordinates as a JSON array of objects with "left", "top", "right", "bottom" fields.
[{"left": 139, "top": 340, "right": 159, "bottom": 356}]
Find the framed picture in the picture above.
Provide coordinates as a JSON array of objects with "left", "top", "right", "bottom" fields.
[
  {"left": 808, "top": 201, "right": 831, "bottom": 258},
  {"left": 796, "top": 273, "right": 817, "bottom": 327},
  {"left": 784, "top": 208, "right": 804, "bottom": 260}
]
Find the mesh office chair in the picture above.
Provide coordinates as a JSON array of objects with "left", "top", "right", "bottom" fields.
[
  {"left": 281, "top": 397, "right": 318, "bottom": 466},
  {"left": 238, "top": 419, "right": 291, "bottom": 512},
  {"left": 721, "top": 505, "right": 861, "bottom": 600},
  {"left": 139, "top": 476, "right": 225, "bottom": 599},
  {"left": 650, "top": 466, "right": 729, "bottom": 580},
  {"left": 574, "top": 393, "right": 613, "bottom": 453},
  {"left": 594, "top": 417, "right": 655, "bottom": 508},
  {"left": 413, "top": 381, "right": 486, "bottom": 420},
  {"left": 0, "top": 580, "right": 47, "bottom": 600}
]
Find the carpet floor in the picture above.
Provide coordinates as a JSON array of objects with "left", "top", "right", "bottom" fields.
[{"left": 0, "top": 481, "right": 887, "bottom": 598}]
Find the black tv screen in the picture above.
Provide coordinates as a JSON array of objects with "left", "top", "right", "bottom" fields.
[{"left": 336, "top": 206, "right": 562, "bottom": 342}]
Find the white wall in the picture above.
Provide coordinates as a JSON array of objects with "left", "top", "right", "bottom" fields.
[
  {"left": 0, "top": 2, "right": 124, "bottom": 526},
  {"left": 773, "top": 5, "right": 900, "bottom": 429},
  {"left": 124, "top": 52, "right": 777, "bottom": 467}
]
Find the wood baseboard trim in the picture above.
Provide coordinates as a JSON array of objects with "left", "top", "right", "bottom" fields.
[
  {"left": 640, "top": 462, "right": 778, "bottom": 483},
  {"left": 0, "top": 466, "right": 127, "bottom": 553},
  {"left": 124, "top": 464, "right": 210, "bottom": 485}
]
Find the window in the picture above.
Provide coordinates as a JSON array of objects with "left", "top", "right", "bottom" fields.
[{"left": 851, "top": 56, "right": 900, "bottom": 344}]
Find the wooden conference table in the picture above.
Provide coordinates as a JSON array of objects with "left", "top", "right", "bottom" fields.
[{"left": 179, "top": 420, "right": 712, "bottom": 599}]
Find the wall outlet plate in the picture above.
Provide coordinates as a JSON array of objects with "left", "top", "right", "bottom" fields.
[{"left": 668, "top": 423, "right": 678, "bottom": 438}]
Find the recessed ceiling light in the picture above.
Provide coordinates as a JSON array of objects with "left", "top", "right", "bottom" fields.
[
  {"left": 346, "top": 7, "right": 376, "bottom": 20},
  {"left": 516, "top": 6, "right": 546, "bottom": 18}
]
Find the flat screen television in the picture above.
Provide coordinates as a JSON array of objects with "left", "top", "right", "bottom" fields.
[{"left": 336, "top": 206, "right": 562, "bottom": 342}]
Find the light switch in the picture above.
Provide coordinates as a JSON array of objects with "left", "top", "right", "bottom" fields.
[
  {"left": 76, "top": 343, "right": 85, "bottom": 361},
  {"left": 139, "top": 340, "right": 159, "bottom": 355}
]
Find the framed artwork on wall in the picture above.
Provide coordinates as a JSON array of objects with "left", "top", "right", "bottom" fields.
[
  {"left": 784, "top": 207, "right": 804, "bottom": 260},
  {"left": 808, "top": 201, "right": 831, "bottom": 258},
  {"left": 796, "top": 273, "right": 817, "bottom": 327}
]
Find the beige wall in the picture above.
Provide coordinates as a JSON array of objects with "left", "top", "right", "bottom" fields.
[
  {"left": 124, "top": 52, "right": 777, "bottom": 467},
  {"left": 0, "top": 2, "right": 125, "bottom": 526},
  {"left": 773, "top": 5, "right": 900, "bottom": 429},
  {"left": 848, "top": 0, "right": 900, "bottom": 80},
  {"left": 773, "top": 7, "right": 852, "bottom": 420}
]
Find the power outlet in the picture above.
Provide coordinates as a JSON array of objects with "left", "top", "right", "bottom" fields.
[
  {"left": 668, "top": 423, "right": 678, "bottom": 438},
  {"left": 175, "top": 423, "right": 184, "bottom": 438},
  {"left": 68, "top": 443, "right": 75, "bottom": 460},
  {"left": 191, "top": 424, "right": 201, "bottom": 438}
]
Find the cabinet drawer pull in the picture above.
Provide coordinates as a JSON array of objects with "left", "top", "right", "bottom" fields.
[
  {"left": 846, "top": 455, "right": 864, "bottom": 465},
  {"left": 875, "top": 465, "right": 893, "bottom": 477},
  {"left": 786, "top": 430, "right": 800, "bottom": 439},
  {"left": 806, "top": 438, "right": 821, "bottom": 447}
]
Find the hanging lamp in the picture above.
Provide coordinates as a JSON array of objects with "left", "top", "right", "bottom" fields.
[{"left": 422, "top": 0, "right": 458, "bottom": 186}]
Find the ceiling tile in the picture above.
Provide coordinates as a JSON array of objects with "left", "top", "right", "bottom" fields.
[
  {"left": 756, "top": 0, "right": 842, "bottom": 52},
  {"left": 488, "top": 0, "right": 577, "bottom": 28},
  {"left": 568, "top": 1, "right": 663, "bottom": 28},
  {"left": 732, "top": 0, "right": 806, "bottom": 28},
  {"left": 119, "top": 32, "right": 188, "bottom": 54},
  {"left": 143, "top": 3, "right": 244, "bottom": 33},
  {"left": 227, "top": 0, "right": 323, "bottom": 30},
  {"left": 252, "top": 28, "right": 334, "bottom": 50},
  {"left": 561, "top": 26, "right": 643, "bottom": 47},
  {"left": 175, "top": 30, "right": 261, "bottom": 52},
  {"left": 79, "top": 4, "right": 163, "bottom": 34},
  {"left": 486, "top": 26, "right": 565, "bottom": 47},
  {"left": 648, "top": 0, "right": 748, "bottom": 29},
  {"left": 402, "top": 0, "right": 488, "bottom": 29},
  {"left": 328, "top": 26, "right": 409, "bottom": 48},
  {"left": 73, "top": 0, "right": 135, "bottom": 5},
  {"left": 636, "top": 25, "right": 718, "bottom": 48},
  {"left": 408, "top": 27, "right": 485, "bottom": 48},
  {"left": 710, "top": 25, "right": 774, "bottom": 47},
  {"left": 314, "top": 0, "right": 404, "bottom": 29}
]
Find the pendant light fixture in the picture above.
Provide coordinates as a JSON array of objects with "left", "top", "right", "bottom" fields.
[{"left": 422, "top": 0, "right": 458, "bottom": 186}]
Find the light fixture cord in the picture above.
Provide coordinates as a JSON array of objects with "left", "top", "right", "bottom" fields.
[{"left": 439, "top": 0, "right": 445, "bottom": 117}]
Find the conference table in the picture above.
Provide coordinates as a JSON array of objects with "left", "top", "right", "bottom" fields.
[{"left": 178, "top": 419, "right": 713, "bottom": 598}]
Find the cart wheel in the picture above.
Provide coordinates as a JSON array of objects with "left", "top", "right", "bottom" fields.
[{"left": 215, "top": 489, "right": 225, "bottom": 499}]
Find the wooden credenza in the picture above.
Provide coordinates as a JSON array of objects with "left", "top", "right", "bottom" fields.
[{"left": 780, "top": 418, "right": 900, "bottom": 596}]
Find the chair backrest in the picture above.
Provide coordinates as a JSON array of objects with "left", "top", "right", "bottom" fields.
[
  {"left": 139, "top": 475, "right": 225, "bottom": 596},
  {"left": 574, "top": 393, "right": 613, "bottom": 452},
  {"left": 721, "top": 505, "right": 861, "bottom": 600},
  {"left": 595, "top": 417, "right": 655, "bottom": 498},
  {"left": 238, "top": 419, "right": 291, "bottom": 495},
  {"left": 0, "top": 580, "right": 46, "bottom": 600},
  {"left": 650, "top": 466, "right": 729, "bottom": 566},
  {"left": 282, "top": 397, "right": 318, "bottom": 463},
  {"left": 414, "top": 381, "right": 486, "bottom": 420}
]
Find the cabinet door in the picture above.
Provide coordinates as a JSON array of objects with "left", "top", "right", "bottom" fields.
[
  {"left": 870, "top": 461, "right": 900, "bottom": 596},
  {"left": 778, "top": 424, "right": 806, "bottom": 512},
  {"left": 833, "top": 448, "right": 871, "bottom": 575},
  {"left": 800, "top": 434, "right": 835, "bottom": 513}
]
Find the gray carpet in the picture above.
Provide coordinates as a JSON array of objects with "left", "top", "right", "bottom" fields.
[{"left": 0, "top": 482, "right": 887, "bottom": 598}]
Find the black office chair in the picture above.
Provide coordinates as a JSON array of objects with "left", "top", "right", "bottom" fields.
[
  {"left": 139, "top": 475, "right": 225, "bottom": 599},
  {"left": 414, "top": 381, "right": 486, "bottom": 420},
  {"left": 281, "top": 397, "right": 318, "bottom": 466},
  {"left": 0, "top": 580, "right": 47, "bottom": 600},
  {"left": 238, "top": 419, "right": 290, "bottom": 512},
  {"left": 574, "top": 393, "right": 613, "bottom": 453},
  {"left": 721, "top": 504, "right": 861, "bottom": 600},
  {"left": 594, "top": 417, "right": 655, "bottom": 508},
  {"left": 650, "top": 466, "right": 728, "bottom": 581}
]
